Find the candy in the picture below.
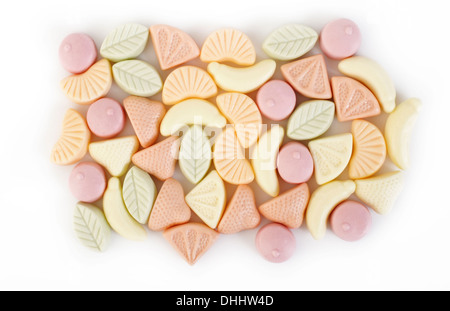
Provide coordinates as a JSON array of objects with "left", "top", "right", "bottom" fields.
[
  {"left": 281, "top": 54, "right": 332, "bottom": 99},
  {"left": 163, "top": 223, "right": 219, "bottom": 265},
  {"left": 277, "top": 142, "right": 314, "bottom": 184},
  {"left": 185, "top": 170, "right": 226, "bottom": 229},
  {"left": 123, "top": 96, "right": 166, "bottom": 148},
  {"left": 207, "top": 59, "right": 276, "bottom": 93},
  {"left": 148, "top": 178, "right": 191, "bottom": 231},
  {"left": 100, "top": 23, "right": 148, "bottom": 62},
  {"left": 349, "top": 120, "right": 386, "bottom": 179},
  {"left": 159, "top": 99, "right": 226, "bottom": 136},
  {"left": 331, "top": 76, "right": 381, "bottom": 122},
  {"left": 263, "top": 24, "right": 318, "bottom": 61},
  {"left": 162, "top": 66, "right": 217, "bottom": 105},
  {"left": 338, "top": 56, "right": 396, "bottom": 113},
  {"left": 213, "top": 126, "right": 254, "bottom": 185},
  {"left": 122, "top": 166, "right": 157, "bottom": 224},
  {"left": 150, "top": 24, "right": 200, "bottom": 70},
  {"left": 217, "top": 185, "right": 260, "bottom": 234},
  {"left": 179, "top": 125, "right": 212, "bottom": 184},
  {"left": 216, "top": 92, "right": 262, "bottom": 148},
  {"left": 51, "top": 109, "right": 90, "bottom": 165},
  {"left": 251, "top": 125, "right": 284, "bottom": 197},
  {"left": 308, "top": 133, "right": 353, "bottom": 185},
  {"left": 60, "top": 59, "right": 112, "bottom": 105},
  {"left": 69, "top": 162, "right": 106, "bottom": 203},
  {"left": 355, "top": 171, "right": 404, "bottom": 215},
  {"left": 86, "top": 98, "right": 125, "bottom": 138},
  {"left": 112, "top": 60, "right": 162, "bottom": 97},
  {"left": 319, "top": 18, "right": 361, "bottom": 60},
  {"left": 385, "top": 98, "right": 422, "bottom": 170},
  {"left": 59, "top": 33, "right": 97, "bottom": 74},
  {"left": 131, "top": 136, "right": 180, "bottom": 181},
  {"left": 73, "top": 202, "right": 111, "bottom": 252},
  {"left": 89, "top": 136, "right": 139, "bottom": 177},
  {"left": 286, "top": 100, "right": 335, "bottom": 140},
  {"left": 256, "top": 80, "right": 296, "bottom": 121},
  {"left": 258, "top": 183, "right": 310, "bottom": 229},
  {"left": 255, "top": 223, "right": 296, "bottom": 263},
  {"left": 103, "top": 177, "right": 147, "bottom": 241},
  {"left": 329, "top": 200, "right": 372, "bottom": 242},
  {"left": 200, "top": 28, "right": 256, "bottom": 66},
  {"left": 306, "top": 180, "right": 356, "bottom": 240}
]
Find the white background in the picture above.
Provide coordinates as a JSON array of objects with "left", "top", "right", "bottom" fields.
[{"left": 0, "top": 0, "right": 449, "bottom": 291}]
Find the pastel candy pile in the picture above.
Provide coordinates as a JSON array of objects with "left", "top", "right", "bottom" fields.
[{"left": 52, "top": 19, "right": 421, "bottom": 264}]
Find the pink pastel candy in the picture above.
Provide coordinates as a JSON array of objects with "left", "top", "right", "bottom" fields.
[
  {"left": 59, "top": 33, "right": 97, "bottom": 74},
  {"left": 320, "top": 18, "right": 361, "bottom": 60},
  {"left": 255, "top": 223, "right": 296, "bottom": 263},
  {"left": 277, "top": 142, "right": 314, "bottom": 184},
  {"left": 69, "top": 162, "right": 106, "bottom": 203},
  {"left": 87, "top": 98, "right": 125, "bottom": 138},
  {"left": 256, "top": 80, "right": 296, "bottom": 121},
  {"left": 330, "top": 200, "right": 372, "bottom": 242}
]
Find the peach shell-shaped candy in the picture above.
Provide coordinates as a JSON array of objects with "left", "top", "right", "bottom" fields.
[
  {"left": 150, "top": 24, "right": 200, "bottom": 70},
  {"left": 163, "top": 222, "right": 219, "bottom": 265},
  {"left": 331, "top": 76, "right": 381, "bottom": 122},
  {"left": 51, "top": 109, "right": 90, "bottom": 165},
  {"left": 60, "top": 59, "right": 112, "bottom": 105},
  {"left": 281, "top": 54, "right": 332, "bottom": 99}
]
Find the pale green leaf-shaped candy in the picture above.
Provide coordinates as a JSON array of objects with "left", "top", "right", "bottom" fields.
[
  {"left": 73, "top": 202, "right": 111, "bottom": 252},
  {"left": 112, "top": 60, "right": 162, "bottom": 97},
  {"left": 179, "top": 125, "right": 212, "bottom": 184},
  {"left": 263, "top": 24, "right": 318, "bottom": 61},
  {"left": 287, "top": 100, "right": 335, "bottom": 140},
  {"left": 122, "top": 166, "right": 157, "bottom": 224},
  {"left": 100, "top": 23, "right": 149, "bottom": 62}
]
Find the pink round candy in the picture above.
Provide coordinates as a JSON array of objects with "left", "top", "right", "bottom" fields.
[
  {"left": 69, "top": 162, "right": 106, "bottom": 203},
  {"left": 320, "top": 18, "right": 361, "bottom": 60},
  {"left": 330, "top": 201, "right": 372, "bottom": 242},
  {"left": 256, "top": 80, "right": 296, "bottom": 121},
  {"left": 277, "top": 142, "right": 314, "bottom": 184},
  {"left": 87, "top": 98, "right": 125, "bottom": 138},
  {"left": 59, "top": 33, "right": 97, "bottom": 74},
  {"left": 255, "top": 223, "right": 296, "bottom": 263}
]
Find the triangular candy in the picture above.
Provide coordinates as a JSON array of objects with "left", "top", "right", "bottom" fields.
[
  {"left": 355, "top": 171, "right": 403, "bottom": 215},
  {"left": 308, "top": 133, "right": 353, "bottom": 185},
  {"left": 258, "top": 183, "right": 310, "bottom": 229},
  {"left": 331, "top": 76, "right": 381, "bottom": 122},
  {"left": 89, "top": 136, "right": 139, "bottom": 177},
  {"left": 123, "top": 96, "right": 166, "bottom": 148},
  {"left": 281, "top": 54, "right": 332, "bottom": 99},
  {"left": 131, "top": 136, "right": 180, "bottom": 181},
  {"left": 150, "top": 24, "right": 200, "bottom": 70},
  {"left": 162, "top": 66, "right": 217, "bottom": 105},
  {"left": 163, "top": 223, "right": 219, "bottom": 265},
  {"left": 217, "top": 185, "right": 260, "bottom": 234},
  {"left": 349, "top": 120, "right": 386, "bottom": 179},
  {"left": 185, "top": 170, "right": 226, "bottom": 229},
  {"left": 148, "top": 178, "right": 191, "bottom": 231}
]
